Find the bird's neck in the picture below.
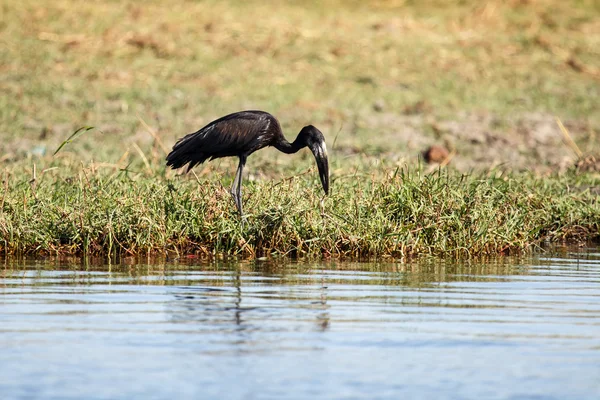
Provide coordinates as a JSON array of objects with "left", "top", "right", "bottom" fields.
[{"left": 273, "top": 133, "right": 305, "bottom": 154}]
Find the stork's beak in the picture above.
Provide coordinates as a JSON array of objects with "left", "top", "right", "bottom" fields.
[{"left": 309, "top": 140, "right": 329, "bottom": 195}]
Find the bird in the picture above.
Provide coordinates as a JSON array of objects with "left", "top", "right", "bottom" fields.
[{"left": 166, "top": 110, "right": 329, "bottom": 217}]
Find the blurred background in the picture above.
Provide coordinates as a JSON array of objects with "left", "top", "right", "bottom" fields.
[{"left": 1, "top": 0, "right": 599, "bottom": 175}]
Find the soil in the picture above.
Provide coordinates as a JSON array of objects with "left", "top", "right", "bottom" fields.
[
  {"left": 5, "top": 109, "right": 599, "bottom": 176},
  {"left": 359, "top": 110, "right": 599, "bottom": 174}
]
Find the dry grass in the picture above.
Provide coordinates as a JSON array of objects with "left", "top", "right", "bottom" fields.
[
  {"left": 2, "top": 0, "right": 598, "bottom": 159},
  {"left": 1, "top": 0, "right": 599, "bottom": 258}
]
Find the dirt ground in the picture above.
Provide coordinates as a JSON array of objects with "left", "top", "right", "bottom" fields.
[
  {"left": 5, "top": 109, "right": 600, "bottom": 177},
  {"left": 348, "top": 109, "right": 600, "bottom": 174}
]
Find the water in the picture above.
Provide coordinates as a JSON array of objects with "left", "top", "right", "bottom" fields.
[{"left": 1, "top": 249, "right": 600, "bottom": 400}]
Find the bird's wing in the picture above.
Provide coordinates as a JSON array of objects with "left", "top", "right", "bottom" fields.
[{"left": 166, "top": 111, "right": 273, "bottom": 172}]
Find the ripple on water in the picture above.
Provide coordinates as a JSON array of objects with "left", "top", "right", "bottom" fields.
[{"left": 1, "top": 248, "right": 600, "bottom": 399}]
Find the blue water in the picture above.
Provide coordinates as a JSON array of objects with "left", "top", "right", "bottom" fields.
[{"left": 1, "top": 249, "right": 599, "bottom": 400}]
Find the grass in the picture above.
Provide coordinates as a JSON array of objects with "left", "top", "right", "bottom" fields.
[
  {"left": 0, "top": 0, "right": 599, "bottom": 258},
  {"left": 2, "top": 0, "right": 598, "bottom": 158},
  {"left": 0, "top": 158, "right": 598, "bottom": 258}
]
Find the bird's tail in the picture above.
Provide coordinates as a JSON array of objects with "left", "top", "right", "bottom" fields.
[{"left": 165, "top": 131, "right": 208, "bottom": 172}]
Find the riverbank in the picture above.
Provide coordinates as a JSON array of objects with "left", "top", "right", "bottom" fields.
[
  {"left": 1, "top": 159, "right": 598, "bottom": 258},
  {"left": 1, "top": 0, "right": 598, "bottom": 258}
]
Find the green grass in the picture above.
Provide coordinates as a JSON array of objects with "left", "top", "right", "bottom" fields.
[
  {"left": 1, "top": 159, "right": 598, "bottom": 258},
  {"left": 1, "top": 0, "right": 599, "bottom": 258}
]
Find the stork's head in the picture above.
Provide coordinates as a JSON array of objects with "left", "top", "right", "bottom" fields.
[{"left": 299, "top": 125, "right": 329, "bottom": 195}]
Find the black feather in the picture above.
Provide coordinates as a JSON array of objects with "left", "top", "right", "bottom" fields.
[
  {"left": 165, "top": 110, "right": 276, "bottom": 172},
  {"left": 165, "top": 110, "right": 329, "bottom": 217}
]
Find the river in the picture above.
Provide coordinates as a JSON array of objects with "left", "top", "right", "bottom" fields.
[{"left": 1, "top": 247, "right": 599, "bottom": 399}]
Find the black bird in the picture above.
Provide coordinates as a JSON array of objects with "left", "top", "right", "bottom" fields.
[{"left": 166, "top": 110, "right": 329, "bottom": 216}]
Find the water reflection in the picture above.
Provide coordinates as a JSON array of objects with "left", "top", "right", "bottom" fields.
[
  {"left": 166, "top": 267, "right": 332, "bottom": 355},
  {"left": 1, "top": 248, "right": 599, "bottom": 399}
]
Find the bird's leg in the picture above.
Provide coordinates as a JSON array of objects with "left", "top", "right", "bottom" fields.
[
  {"left": 231, "top": 156, "right": 246, "bottom": 218},
  {"left": 230, "top": 165, "right": 242, "bottom": 216}
]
